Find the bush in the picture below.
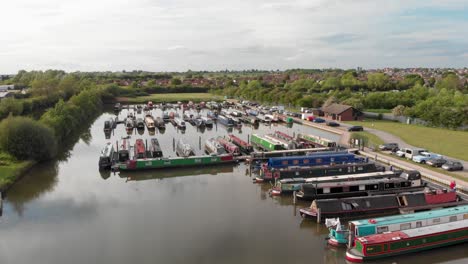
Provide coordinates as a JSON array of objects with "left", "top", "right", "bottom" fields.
[{"left": 0, "top": 116, "right": 57, "bottom": 161}]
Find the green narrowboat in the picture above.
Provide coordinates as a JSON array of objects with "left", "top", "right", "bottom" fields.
[
  {"left": 346, "top": 218, "right": 468, "bottom": 262},
  {"left": 118, "top": 154, "right": 235, "bottom": 170},
  {"left": 250, "top": 134, "right": 284, "bottom": 151},
  {"left": 298, "top": 133, "right": 337, "bottom": 148}
]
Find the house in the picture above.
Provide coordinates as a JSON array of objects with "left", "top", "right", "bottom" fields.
[{"left": 322, "top": 103, "right": 363, "bottom": 121}]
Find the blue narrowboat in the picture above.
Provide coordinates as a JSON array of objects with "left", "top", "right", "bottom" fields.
[
  {"left": 266, "top": 153, "right": 357, "bottom": 168},
  {"left": 217, "top": 115, "right": 235, "bottom": 127}
]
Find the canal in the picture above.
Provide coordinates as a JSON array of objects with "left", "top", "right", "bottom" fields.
[{"left": 0, "top": 107, "right": 466, "bottom": 264}]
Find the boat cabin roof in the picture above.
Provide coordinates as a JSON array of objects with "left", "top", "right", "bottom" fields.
[
  {"left": 304, "top": 171, "right": 397, "bottom": 183},
  {"left": 351, "top": 205, "right": 468, "bottom": 228},
  {"left": 358, "top": 219, "right": 468, "bottom": 245},
  {"left": 100, "top": 143, "right": 114, "bottom": 157}
]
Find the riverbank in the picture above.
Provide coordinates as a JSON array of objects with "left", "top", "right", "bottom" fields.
[
  {"left": 0, "top": 153, "right": 36, "bottom": 192},
  {"left": 115, "top": 93, "right": 222, "bottom": 103},
  {"left": 347, "top": 120, "right": 468, "bottom": 161}
]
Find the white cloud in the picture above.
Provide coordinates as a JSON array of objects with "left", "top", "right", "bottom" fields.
[{"left": 0, "top": 0, "right": 467, "bottom": 73}]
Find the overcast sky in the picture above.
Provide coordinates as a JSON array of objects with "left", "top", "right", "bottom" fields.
[{"left": 1, "top": 0, "right": 467, "bottom": 73}]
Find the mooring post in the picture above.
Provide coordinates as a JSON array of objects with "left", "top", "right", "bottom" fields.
[
  {"left": 247, "top": 134, "right": 250, "bottom": 143},
  {"left": 173, "top": 138, "right": 175, "bottom": 151},
  {"left": 293, "top": 191, "right": 296, "bottom": 205},
  {"left": 199, "top": 136, "right": 201, "bottom": 150}
]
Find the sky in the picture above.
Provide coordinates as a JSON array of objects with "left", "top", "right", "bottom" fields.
[{"left": 1, "top": 0, "right": 467, "bottom": 73}]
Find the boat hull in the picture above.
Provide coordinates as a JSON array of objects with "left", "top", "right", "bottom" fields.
[{"left": 119, "top": 155, "right": 236, "bottom": 170}]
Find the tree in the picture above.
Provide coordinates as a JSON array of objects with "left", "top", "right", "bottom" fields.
[
  {"left": 367, "top": 73, "right": 391, "bottom": 91},
  {"left": 392, "top": 105, "right": 406, "bottom": 116},
  {"left": 0, "top": 116, "right": 57, "bottom": 161},
  {"left": 171, "top": 78, "right": 182, "bottom": 86}
]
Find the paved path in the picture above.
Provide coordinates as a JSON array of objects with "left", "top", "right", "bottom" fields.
[
  {"left": 297, "top": 117, "right": 468, "bottom": 188},
  {"left": 336, "top": 122, "right": 468, "bottom": 176}
]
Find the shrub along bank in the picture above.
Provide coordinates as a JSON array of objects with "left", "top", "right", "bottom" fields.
[{"left": 0, "top": 86, "right": 109, "bottom": 190}]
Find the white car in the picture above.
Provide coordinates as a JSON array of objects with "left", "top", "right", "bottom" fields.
[{"left": 395, "top": 149, "right": 406, "bottom": 157}]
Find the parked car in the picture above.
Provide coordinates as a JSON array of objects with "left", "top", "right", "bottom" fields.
[
  {"left": 313, "top": 117, "right": 326, "bottom": 123},
  {"left": 378, "top": 143, "right": 399, "bottom": 151},
  {"left": 326, "top": 121, "right": 340, "bottom": 127},
  {"left": 395, "top": 148, "right": 408, "bottom": 157},
  {"left": 348, "top": 125, "right": 364, "bottom": 132},
  {"left": 412, "top": 152, "right": 442, "bottom": 164},
  {"left": 442, "top": 161, "right": 464, "bottom": 171},
  {"left": 404, "top": 148, "right": 428, "bottom": 160},
  {"left": 426, "top": 158, "right": 447, "bottom": 167}
]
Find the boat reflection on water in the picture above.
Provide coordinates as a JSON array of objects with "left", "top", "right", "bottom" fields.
[
  {"left": 104, "top": 130, "right": 112, "bottom": 139},
  {"left": 99, "top": 170, "right": 112, "bottom": 180},
  {"left": 118, "top": 164, "right": 235, "bottom": 182}
]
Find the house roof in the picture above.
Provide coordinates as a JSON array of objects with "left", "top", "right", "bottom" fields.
[{"left": 322, "top": 103, "right": 353, "bottom": 115}]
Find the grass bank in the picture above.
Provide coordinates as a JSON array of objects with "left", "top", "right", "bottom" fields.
[
  {"left": 347, "top": 120, "right": 468, "bottom": 161},
  {"left": 350, "top": 131, "right": 385, "bottom": 149},
  {"left": 115, "top": 93, "right": 223, "bottom": 103},
  {"left": 364, "top": 109, "right": 392, "bottom": 114},
  {"left": 0, "top": 153, "right": 35, "bottom": 191}
]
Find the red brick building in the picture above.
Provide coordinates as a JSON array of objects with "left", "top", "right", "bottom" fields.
[{"left": 322, "top": 103, "right": 363, "bottom": 121}]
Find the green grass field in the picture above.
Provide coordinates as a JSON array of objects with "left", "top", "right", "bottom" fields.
[
  {"left": 347, "top": 120, "right": 468, "bottom": 161},
  {"left": 350, "top": 131, "right": 385, "bottom": 148},
  {"left": 116, "top": 93, "right": 223, "bottom": 103},
  {"left": 364, "top": 109, "right": 392, "bottom": 114},
  {"left": 0, "top": 153, "right": 35, "bottom": 190}
]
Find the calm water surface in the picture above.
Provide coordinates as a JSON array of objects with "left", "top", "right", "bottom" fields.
[{"left": 1, "top": 107, "right": 466, "bottom": 264}]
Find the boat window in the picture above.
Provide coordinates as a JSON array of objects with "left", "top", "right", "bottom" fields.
[
  {"left": 400, "top": 223, "right": 411, "bottom": 230},
  {"left": 316, "top": 189, "right": 323, "bottom": 194},
  {"left": 433, "top": 218, "right": 440, "bottom": 223},
  {"left": 449, "top": 216, "right": 457, "bottom": 222},
  {"left": 323, "top": 188, "right": 330, "bottom": 194},
  {"left": 359, "top": 185, "right": 365, "bottom": 191},
  {"left": 341, "top": 203, "right": 352, "bottom": 211},
  {"left": 365, "top": 201, "right": 371, "bottom": 207},
  {"left": 282, "top": 161, "right": 288, "bottom": 165},
  {"left": 293, "top": 160, "right": 299, "bottom": 165},
  {"left": 416, "top": 221, "right": 422, "bottom": 228},
  {"left": 397, "top": 196, "right": 408, "bottom": 206},
  {"left": 330, "top": 187, "right": 343, "bottom": 193},
  {"left": 376, "top": 226, "right": 388, "bottom": 233},
  {"left": 350, "top": 186, "right": 360, "bottom": 192}
]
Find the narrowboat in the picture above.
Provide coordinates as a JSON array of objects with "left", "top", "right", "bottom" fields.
[
  {"left": 265, "top": 114, "right": 278, "bottom": 122},
  {"left": 155, "top": 117, "right": 165, "bottom": 129},
  {"left": 297, "top": 133, "right": 337, "bottom": 148},
  {"left": 217, "top": 115, "right": 234, "bottom": 127},
  {"left": 250, "top": 134, "right": 284, "bottom": 151},
  {"left": 174, "top": 118, "right": 186, "bottom": 129},
  {"left": 207, "top": 111, "right": 218, "bottom": 120},
  {"left": 104, "top": 118, "right": 114, "bottom": 132},
  {"left": 327, "top": 203, "right": 468, "bottom": 247},
  {"left": 99, "top": 143, "right": 115, "bottom": 170},
  {"left": 241, "top": 116, "right": 259, "bottom": 125},
  {"left": 278, "top": 114, "right": 293, "bottom": 123},
  {"left": 114, "top": 103, "right": 121, "bottom": 111},
  {"left": 261, "top": 162, "right": 382, "bottom": 185},
  {"left": 300, "top": 189, "right": 461, "bottom": 223},
  {"left": 136, "top": 118, "right": 145, "bottom": 129},
  {"left": 217, "top": 137, "right": 240, "bottom": 156},
  {"left": 264, "top": 134, "right": 296, "bottom": 150},
  {"left": 247, "top": 109, "right": 258, "bottom": 116},
  {"left": 150, "top": 138, "right": 163, "bottom": 158},
  {"left": 162, "top": 112, "right": 170, "bottom": 122},
  {"left": 118, "top": 139, "right": 130, "bottom": 162},
  {"left": 125, "top": 118, "right": 134, "bottom": 130},
  {"left": 134, "top": 139, "right": 146, "bottom": 159},
  {"left": 345, "top": 218, "right": 468, "bottom": 262},
  {"left": 194, "top": 117, "right": 205, "bottom": 127},
  {"left": 183, "top": 112, "right": 191, "bottom": 122},
  {"left": 145, "top": 114, "right": 155, "bottom": 129},
  {"left": 176, "top": 139, "right": 195, "bottom": 157},
  {"left": 266, "top": 152, "right": 357, "bottom": 168},
  {"left": 295, "top": 170, "right": 424, "bottom": 201},
  {"left": 231, "top": 110, "right": 242, "bottom": 117},
  {"left": 228, "top": 134, "right": 253, "bottom": 154},
  {"left": 205, "top": 138, "right": 227, "bottom": 155},
  {"left": 201, "top": 116, "right": 213, "bottom": 127},
  {"left": 257, "top": 115, "right": 271, "bottom": 123},
  {"left": 119, "top": 154, "right": 235, "bottom": 171}
]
